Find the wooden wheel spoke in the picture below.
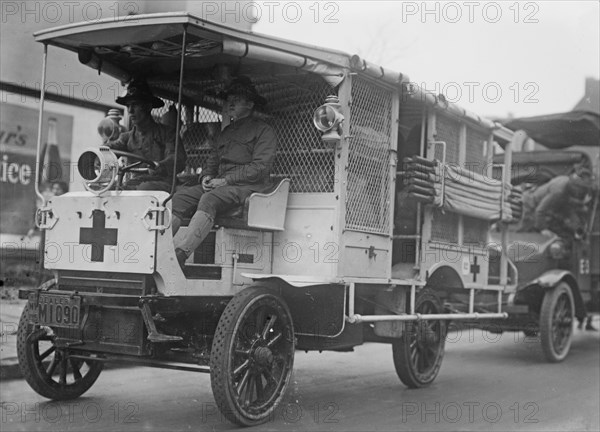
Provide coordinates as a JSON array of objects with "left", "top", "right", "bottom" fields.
[
  {"left": 255, "top": 374, "right": 265, "bottom": 400},
  {"left": 266, "top": 332, "right": 282, "bottom": 347},
  {"left": 409, "top": 337, "right": 418, "bottom": 350},
  {"left": 69, "top": 358, "right": 83, "bottom": 381},
  {"left": 243, "top": 375, "right": 255, "bottom": 407},
  {"left": 261, "top": 315, "right": 277, "bottom": 340},
  {"left": 410, "top": 345, "right": 419, "bottom": 366},
  {"left": 59, "top": 358, "right": 68, "bottom": 385},
  {"left": 263, "top": 368, "right": 277, "bottom": 387},
  {"left": 233, "top": 359, "right": 250, "bottom": 377},
  {"left": 425, "top": 343, "right": 438, "bottom": 357},
  {"left": 254, "top": 309, "right": 266, "bottom": 336},
  {"left": 38, "top": 346, "right": 56, "bottom": 362},
  {"left": 236, "top": 369, "right": 251, "bottom": 397},
  {"left": 46, "top": 355, "right": 60, "bottom": 376},
  {"left": 415, "top": 349, "right": 424, "bottom": 372}
]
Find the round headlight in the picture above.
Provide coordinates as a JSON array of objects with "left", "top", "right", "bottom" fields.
[
  {"left": 78, "top": 146, "right": 118, "bottom": 184},
  {"left": 548, "top": 240, "right": 567, "bottom": 260}
]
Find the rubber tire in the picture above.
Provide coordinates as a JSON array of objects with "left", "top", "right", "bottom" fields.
[
  {"left": 210, "top": 286, "right": 295, "bottom": 426},
  {"left": 392, "top": 289, "right": 446, "bottom": 388},
  {"left": 539, "top": 282, "right": 574, "bottom": 363},
  {"left": 17, "top": 304, "right": 103, "bottom": 400}
]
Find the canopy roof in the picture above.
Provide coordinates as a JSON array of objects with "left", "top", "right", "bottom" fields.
[
  {"left": 503, "top": 110, "right": 600, "bottom": 148},
  {"left": 34, "top": 12, "right": 508, "bottom": 132},
  {"left": 34, "top": 12, "right": 355, "bottom": 85},
  {"left": 493, "top": 150, "right": 592, "bottom": 184}
]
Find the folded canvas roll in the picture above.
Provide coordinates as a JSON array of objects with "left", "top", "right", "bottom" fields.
[
  {"left": 401, "top": 156, "right": 521, "bottom": 222},
  {"left": 406, "top": 184, "right": 436, "bottom": 196},
  {"left": 402, "top": 170, "right": 431, "bottom": 181},
  {"left": 410, "top": 193, "right": 435, "bottom": 204}
]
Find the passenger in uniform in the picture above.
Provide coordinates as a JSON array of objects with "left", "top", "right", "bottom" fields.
[
  {"left": 171, "top": 77, "right": 277, "bottom": 267},
  {"left": 108, "top": 80, "right": 186, "bottom": 191},
  {"left": 519, "top": 167, "right": 594, "bottom": 238}
]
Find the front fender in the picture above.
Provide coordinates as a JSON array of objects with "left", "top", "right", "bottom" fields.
[
  {"left": 528, "top": 269, "right": 576, "bottom": 289},
  {"left": 518, "top": 270, "right": 585, "bottom": 319}
]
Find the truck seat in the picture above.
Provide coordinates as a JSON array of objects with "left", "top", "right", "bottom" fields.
[{"left": 180, "top": 178, "right": 290, "bottom": 231}]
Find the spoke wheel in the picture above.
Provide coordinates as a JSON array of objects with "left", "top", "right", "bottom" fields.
[
  {"left": 392, "top": 289, "right": 446, "bottom": 388},
  {"left": 540, "top": 282, "right": 574, "bottom": 362},
  {"left": 210, "top": 287, "right": 295, "bottom": 426},
  {"left": 17, "top": 304, "right": 103, "bottom": 400}
]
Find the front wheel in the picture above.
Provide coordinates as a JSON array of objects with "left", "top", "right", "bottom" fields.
[
  {"left": 539, "top": 282, "right": 574, "bottom": 362},
  {"left": 17, "top": 304, "right": 103, "bottom": 400},
  {"left": 210, "top": 286, "right": 295, "bottom": 426},
  {"left": 392, "top": 289, "right": 446, "bottom": 388}
]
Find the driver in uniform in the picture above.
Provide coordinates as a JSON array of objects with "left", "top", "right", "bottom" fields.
[{"left": 108, "top": 80, "right": 186, "bottom": 191}]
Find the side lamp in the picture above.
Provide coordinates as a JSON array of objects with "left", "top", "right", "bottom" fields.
[
  {"left": 313, "top": 95, "right": 344, "bottom": 143},
  {"left": 97, "top": 109, "right": 125, "bottom": 144}
]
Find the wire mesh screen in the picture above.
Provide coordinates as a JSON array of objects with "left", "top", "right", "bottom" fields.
[
  {"left": 346, "top": 77, "right": 393, "bottom": 234},
  {"left": 463, "top": 127, "right": 492, "bottom": 246},
  {"left": 435, "top": 115, "right": 460, "bottom": 163},
  {"left": 462, "top": 215, "right": 489, "bottom": 246},
  {"left": 150, "top": 77, "right": 333, "bottom": 192},
  {"left": 465, "top": 128, "right": 489, "bottom": 173},
  {"left": 431, "top": 208, "right": 459, "bottom": 243},
  {"left": 431, "top": 114, "right": 460, "bottom": 243},
  {"left": 151, "top": 101, "right": 221, "bottom": 171},
  {"left": 268, "top": 80, "right": 335, "bottom": 193}
]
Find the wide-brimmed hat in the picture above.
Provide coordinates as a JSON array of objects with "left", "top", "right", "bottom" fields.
[
  {"left": 116, "top": 80, "right": 164, "bottom": 108},
  {"left": 220, "top": 76, "right": 267, "bottom": 106}
]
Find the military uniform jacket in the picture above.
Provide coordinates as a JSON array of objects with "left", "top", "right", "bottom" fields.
[
  {"left": 204, "top": 116, "right": 277, "bottom": 186},
  {"left": 109, "top": 120, "right": 186, "bottom": 177}
]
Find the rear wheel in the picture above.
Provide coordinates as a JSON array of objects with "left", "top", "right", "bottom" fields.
[
  {"left": 392, "top": 289, "right": 446, "bottom": 388},
  {"left": 17, "top": 304, "right": 103, "bottom": 400},
  {"left": 539, "top": 282, "right": 574, "bottom": 362},
  {"left": 210, "top": 287, "right": 295, "bottom": 426}
]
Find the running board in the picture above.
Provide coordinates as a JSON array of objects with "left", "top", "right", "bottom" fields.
[
  {"left": 347, "top": 312, "right": 508, "bottom": 324},
  {"left": 69, "top": 354, "right": 210, "bottom": 373}
]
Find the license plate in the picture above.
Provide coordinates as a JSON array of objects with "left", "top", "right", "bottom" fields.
[{"left": 38, "top": 294, "right": 82, "bottom": 328}]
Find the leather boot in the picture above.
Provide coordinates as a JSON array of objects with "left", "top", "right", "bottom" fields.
[
  {"left": 172, "top": 210, "right": 214, "bottom": 268},
  {"left": 175, "top": 248, "right": 188, "bottom": 268}
]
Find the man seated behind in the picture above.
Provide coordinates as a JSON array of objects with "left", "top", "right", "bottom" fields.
[
  {"left": 519, "top": 166, "right": 594, "bottom": 238},
  {"left": 171, "top": 76, "right": 277, "bottom": 267},
  {"left": 108, "top": 80, "right": 186, "bottom": 191}
]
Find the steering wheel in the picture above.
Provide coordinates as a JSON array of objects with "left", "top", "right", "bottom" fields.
[{"left": 112, "top": 150, "right": 160, "bottom": 173}]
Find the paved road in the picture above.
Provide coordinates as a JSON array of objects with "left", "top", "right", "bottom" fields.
[{"left": 2, "top": 325, "right": 599, "bottom": 431}]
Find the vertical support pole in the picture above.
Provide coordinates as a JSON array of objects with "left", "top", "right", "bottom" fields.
[
  {"left": 468, "top": 288, "right": 475, "bottom": 314},
  {"left": 348, "top": 282, "right": 355, "bottom": 317},
  {"left": 457, "top": 123, "right": 467, "bottom": 247},
  {"left": 163, "top": 25, "right": 188, "bottom": 206},
  {"left": 388, "top": 87, "right": 400, "bottom": 274},
  {"left": 410, "top": 284, "right": 416, "bottom": 314},
  {"left": 335, "top": 72, "right": 352, "bottom": 272},
  {"left": 497, "top": 289, "right": 502, "bottom": 313},
  {"left": 414, "top": 108, "right": 427, "bottom": 270},
  {"left": 34, "top": 44, "right": 49, "bottom": 206},
  {"left": 500, "top": 131, "right": 521, "bottom": 285}
]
